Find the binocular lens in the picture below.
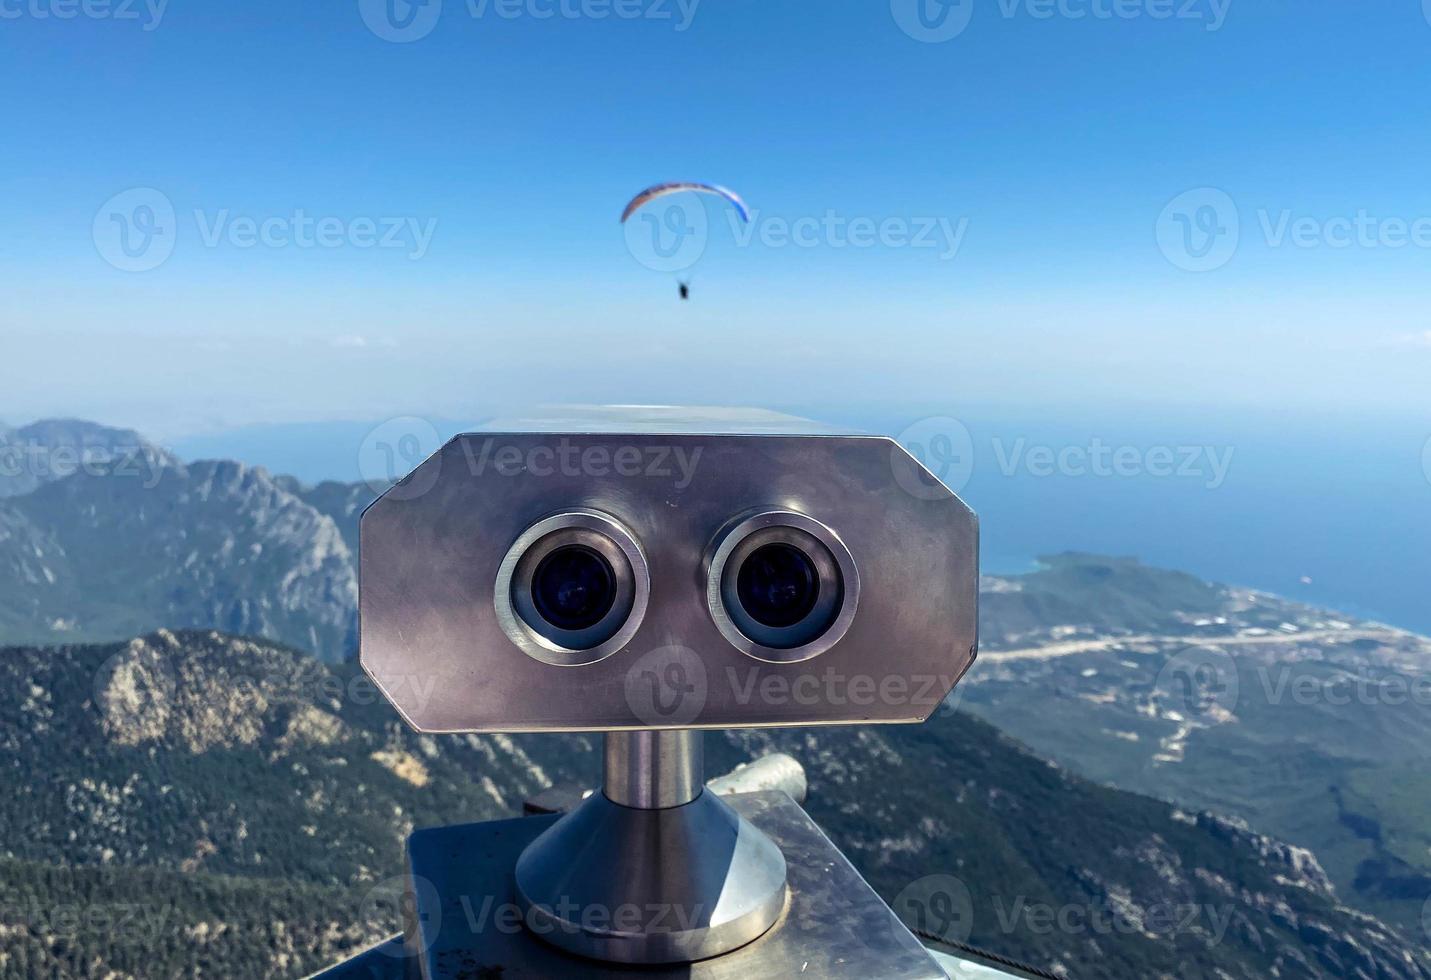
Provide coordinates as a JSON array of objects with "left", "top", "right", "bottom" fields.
[
  {"left": 499, "top": 512, "right": 649, "bottom": 664},
  {"left": 710, "top": 514, "right": 856, "bottom": 661},
  {"left": 532, "top": 545, "right": 618, "bottom": 632},
  {"left": 736, "top": 543, "right": 820, "bottom": 629}
]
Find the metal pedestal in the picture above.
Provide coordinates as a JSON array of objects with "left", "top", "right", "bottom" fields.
[{"left": 513, "top": 730, "right": 788, "bottom": 964}]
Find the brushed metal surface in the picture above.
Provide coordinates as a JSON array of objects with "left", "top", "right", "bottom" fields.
[
  {"left": 705, "top": 753, "right": 808, "bottom": 804},
  {"left": 400, "top": 791, "right": 947, "bottom": 979},
  {"left": 603, "top": 729, "right": 704, "bottom": 809},
  {"left": 360, "top": 431, "right": 978, "bottom": 733}
]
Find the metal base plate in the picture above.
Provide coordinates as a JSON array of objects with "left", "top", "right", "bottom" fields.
[{"left": 400, "top": 791, "right": 945, "bottom": 979}]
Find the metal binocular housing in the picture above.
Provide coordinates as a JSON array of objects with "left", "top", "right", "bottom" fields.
[{"left": 356, "top": 408, "right": 979, "bottom": 973}]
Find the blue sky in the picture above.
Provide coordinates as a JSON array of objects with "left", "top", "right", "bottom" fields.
[{"left": 4, "top": 1, "right": 1431, "bottom": 435}]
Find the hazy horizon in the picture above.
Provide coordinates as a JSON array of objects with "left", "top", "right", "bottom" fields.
[{"left": 9, "top": 405, "right": 1422, "bottom": 635}]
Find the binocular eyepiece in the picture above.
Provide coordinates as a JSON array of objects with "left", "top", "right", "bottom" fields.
[
  {"left": 495, "top": 510, "right": 651, "bottom": 667},
  {"left": 498, "top": 508, "right": 859, "bottom": 667}
]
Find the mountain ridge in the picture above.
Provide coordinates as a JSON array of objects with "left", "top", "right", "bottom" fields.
[
  {"left": 0, "top": 455, "right": 357, "bottom": 660},
  {"left": 2, "top": 629, "right": 1426, "bottom": 979},
  {"left": 0, "top": 418, "right": 1427, "bottom": 958}
]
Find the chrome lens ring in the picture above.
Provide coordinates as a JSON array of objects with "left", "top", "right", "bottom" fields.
[
  {"left": 707, "top": 511, "right": 859, "bottom": 664},
  {"left": 497, "top": 510, "right": 650, "bottom": 667}
]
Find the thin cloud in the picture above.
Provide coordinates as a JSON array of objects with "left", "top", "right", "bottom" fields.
[
  {"left": 1384, "top": 331, "right": 1431, "bottom": 349},
  {"left": 330, "top": 335, "right": 398, "bottom": 350}
]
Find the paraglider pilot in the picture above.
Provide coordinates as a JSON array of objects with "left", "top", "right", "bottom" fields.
[{"left": 621, "top": 182, "right": 749, "bottom": 302}]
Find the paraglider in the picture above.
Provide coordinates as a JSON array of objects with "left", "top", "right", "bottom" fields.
[{"left": 621, "top": 182, "right": 749, "bottom": 300}]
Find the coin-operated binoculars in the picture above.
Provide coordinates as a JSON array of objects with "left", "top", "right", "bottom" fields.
[{"left": 353, "top": 409, "right": 979, "bottom": 978}]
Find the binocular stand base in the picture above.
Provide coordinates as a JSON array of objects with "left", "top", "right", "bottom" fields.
[
  {"left": 400, "top": 790, "right": 945, "bottom": 979},
  {"left": 514, "top": 787, "right": 789, "bottom": 964}
]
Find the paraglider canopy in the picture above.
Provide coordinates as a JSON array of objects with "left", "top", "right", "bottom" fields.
[{"left": 621, "top": 182, "right": 751, "bottom": 224}]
